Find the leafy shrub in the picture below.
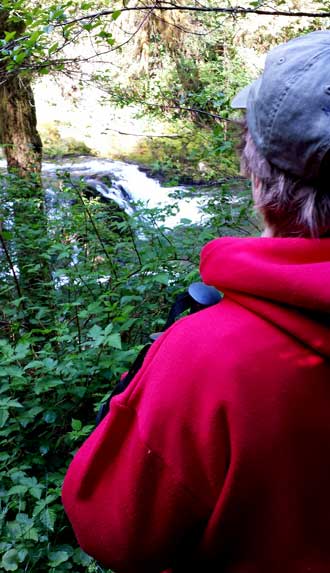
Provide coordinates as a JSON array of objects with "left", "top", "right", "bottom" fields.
[
  {"left": 0, "top": 171, "right": 254, "bottom": 571},
  {"left": 40, "top": 123, "right": 94, "bottom": 158}
]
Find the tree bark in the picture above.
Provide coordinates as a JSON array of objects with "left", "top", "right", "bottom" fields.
[
  {"left": 0, "top": 8, "right": 42, "bottom": 173},
  {"left": 0, "top": 75, "right": 42, "bottom": 175},
  {"left": 0, "top": 10, "right": 54, "bottom": 328}
]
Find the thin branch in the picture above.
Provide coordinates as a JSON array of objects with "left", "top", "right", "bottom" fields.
[
  {"left": 75, "top": 304, "right": 82, "bottom": 351},
  {"left": 1, "top": 1, "right": 328, "bottom": 81},
  {"left": 147, "top": 102, "right": 236, "bottom": 122},
  {"left": 73, "top": 181, "right": 118, "bottom": 280},
  {"left": 127, "top": 224, "right": 143, "bottom": 266},
  {"left": 60, "top": 4, "right": 330, "bottom": 27},
  {"left": 74, "top": 75, "right": 238, "bottom": 124},
  {"left": 105, "top": 127, "right": 186, "bottom": 137},
  {"left": 0, "top": 227, "right": 23, "bottom": 299}
]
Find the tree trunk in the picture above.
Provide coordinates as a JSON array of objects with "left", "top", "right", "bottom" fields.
[
  {"left": 0, "top": 10, "right": 54, "bottom": 329},
  {"left": 0, "top": 76, "right": 42, "bottom": 175},
  {"left": 0, "top": 9, "right": 42, "bottom": 172}
]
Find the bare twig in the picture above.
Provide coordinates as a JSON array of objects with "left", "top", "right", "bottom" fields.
[{"left": 105, "top": 127, "right": 186, "bottom": 137}]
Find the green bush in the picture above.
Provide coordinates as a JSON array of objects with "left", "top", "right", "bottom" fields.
[
  {"left": 40, "top": 123, "right": 94, "bottom": 158},
  {"left": 0, "top": 172, "right": 254, "bottom": 571}
]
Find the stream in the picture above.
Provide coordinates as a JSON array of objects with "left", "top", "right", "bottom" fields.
[
  {"left": 42, "top": 156, "right": 210, "bottom": 227},
  {"left": 0, "top": 155, "right": 247, "bottom": 284}
]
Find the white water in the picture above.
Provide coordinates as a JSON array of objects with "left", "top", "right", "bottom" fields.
[
  {"left": 43, "top": 157, "right": 207, "bottom": 227},
  {"left": 1, "top": 157, "right": 210, "bottom": 286}
]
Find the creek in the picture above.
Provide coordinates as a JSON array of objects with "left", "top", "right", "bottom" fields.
[
  {"left": 0, "top": 155, "right": 248, "bottom": 286},
  {"left": 42, "top": 156, "right": 210, "bottom": 227}
]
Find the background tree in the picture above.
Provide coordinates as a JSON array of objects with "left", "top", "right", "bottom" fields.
[{"left": 0, "top": 7, "right": 42, "bottom": 173}]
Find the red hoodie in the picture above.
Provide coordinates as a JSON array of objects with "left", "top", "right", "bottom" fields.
[{"left": 62, "top": 237, "right": 330, "bottom": 573}]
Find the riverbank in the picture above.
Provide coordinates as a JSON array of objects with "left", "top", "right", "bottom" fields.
[
  {"left": 41, "top": 149, "right": 244, "bottom": 190},
  {"left": 37, "top": 93, "right": 241, "bottom": 188},
  {"left": 113, "top": 123, "right": 240, "bottom": 186}
]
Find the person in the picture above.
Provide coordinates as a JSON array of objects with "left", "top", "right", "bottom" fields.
[{"left": 62, "top": 31, "right": 330, "bottom": 573}]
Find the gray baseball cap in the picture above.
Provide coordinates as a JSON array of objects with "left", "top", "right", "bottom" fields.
[{"left": 232, "top": 31, "right": 330, "bottom": 180}]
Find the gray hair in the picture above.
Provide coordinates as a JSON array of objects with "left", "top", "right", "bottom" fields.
[{"left": 240, "top": 127, "right": 330, "bottom": 238}]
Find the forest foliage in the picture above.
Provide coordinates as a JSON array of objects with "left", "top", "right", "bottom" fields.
[{"left": 0, "top": 1, "right": 329, "bottom": 571}]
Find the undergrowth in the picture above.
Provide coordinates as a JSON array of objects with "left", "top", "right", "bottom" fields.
[{"left": 0, "top": 172, "right": 254, "bottom": 571}]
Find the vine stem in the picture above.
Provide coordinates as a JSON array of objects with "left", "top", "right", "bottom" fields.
[
  {"left": 128, "top": 224, "right": 142, "bottom": 266},
  {"left": 75, "top": 305, "right": 82, "bottom": 351},
  {"left": 0, "top": 223, "right": 23, "bottom": 300}
]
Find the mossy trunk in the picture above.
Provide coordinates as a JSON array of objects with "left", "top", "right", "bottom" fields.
[
  {"left": 0, "top": 10, "right": 54, "bottom": 328},
  {"left": 0, "top": 76, "right": 42, "bottom": 175},
  {"left": 0, "top": 8, "right": 42, "bottom": 173}
]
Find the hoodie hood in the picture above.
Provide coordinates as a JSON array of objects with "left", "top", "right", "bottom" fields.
[{"left": 200, "top": 237, "right": 330, "bottom": 358}]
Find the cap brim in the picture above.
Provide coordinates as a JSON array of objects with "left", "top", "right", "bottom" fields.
[{"left": 231, "top": 80, "right": 257, "bottom": 109}]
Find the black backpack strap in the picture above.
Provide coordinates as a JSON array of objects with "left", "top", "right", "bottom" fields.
[{"left": 163, "top": 292, "right": 192, "bottom": 330}]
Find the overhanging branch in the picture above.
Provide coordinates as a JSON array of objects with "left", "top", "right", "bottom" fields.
[{"left": 61, "top": 3, "right": 330, "bottom": 28}]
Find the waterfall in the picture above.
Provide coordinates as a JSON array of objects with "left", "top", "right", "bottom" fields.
[{"left": 42, "top": 157, "right": 207, "bottom": 227}]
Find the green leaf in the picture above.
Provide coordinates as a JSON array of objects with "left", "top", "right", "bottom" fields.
[
  {"left": 154, "top": 272, "right": 169, "bottom": 285},
  {"left": 34, "top": 378, "right": 63, "bottom": 394},
  {"left": 30, "top": 486, "right": 44, "bottom": 499},
  {"left": 16, "top": 512, "right": 32, "bottom": 525},
  {"left": 40, "top": 507, "right": 56, "bottom": 531},
  {"left": 82, "top": 22, "right": 93, "bottom": 32},
  {"left": 0, "top": 409, "right": 9, "bottom": 427},
  {"left": 39, "top": 445, "right": 49, "bottom": 455},
  {"left": 112, "top": 10, "right": 122, "bottom": 20},
  {"left": 87, "top": 324, "right": 105, "bottom": 346},
  {"left": 6, "top": 521, "right": 21, "bottom": 540},
  {"left": 48, "top": 551, "right": 70, "bottom": 567},
  {"left": 106, "top": 332, "right": 122, "bottom": 349},
  {"left": 48, "top": 42, "right": 59, "bottom": 54},
  {"left": 71, "top": 419, "right": 82, "bottom": 431},
  {"left": 1, "top": 549, "right": 19, "bottom": 571},
  {"left": 0, "top": 399, "right": 23, "bottom": 409},
  {"left": 39, "top": 66, "right": 50, "bottom": 75},
  {"left": 4, "top": 31, "right": 16, "bottom": 42},
  {"left": 42, "top": 357, "right": 58, "bottom": 369},
  {"left": 29, "top": 31, "right": 41, "bottom": 44},
  {"left": 13, "top": 52, "right": 27, "bottom": 64},
  {"left": 73, "top": 547, "right": 92, "bottom": 565},
  {"left": 32, "top": 495, "right": 57, "bottom": 520},
  {"left": 7, "top": 485, "right": 28, "bottom": 496},
  {"left": 17, "top": 549, "right": 27, "bottom": 563},
  {"left": 13, "top": 342, "right": 30, "bottom": 360},
  {"left": 88, "top": 324, "right": 103, "bottom": 339},
  {"left": 43, "top": 411, "right": 57, "bottom": 424},
  {"left": 103, "top": 323, "right": 113, "bottom": 336},
  {"left": 24, "top": 360, "right": 44, "bottom": 370},
  {"left": 23, "top": 527, "right": 39, "bottom": 541}
]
